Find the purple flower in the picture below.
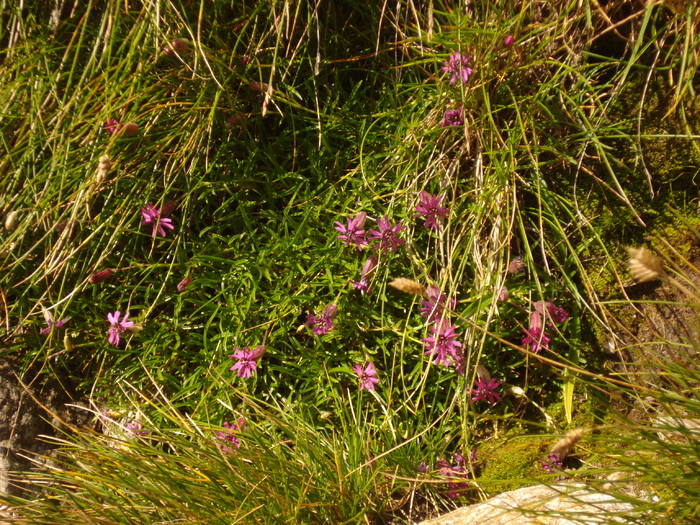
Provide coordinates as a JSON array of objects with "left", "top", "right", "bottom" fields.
[
  {"left": 440, "top": 107, "right": 464, "bottom": 128},
  {"left": 215, "top": 419, "right": 244, "bottom": 454},
  {"left": 441, "top": 52, "right": 474, "bottom": 84},
  {"left": 419, "top": 285, "right": 457, "bottom": 322},
  {"left": 306, "top": 303, "right": 338, "bottom": 335},
  {"left": 163, "top": 38, "right": 189, "bottom": 56},
  {"left": 367, "top": 215, "right": 406, "bottom": 254},
  {"left": 350, "top": 256, "right": 378, "bottom": 294},
  {"left": 40, "top": 317, "right": 69, "bottom": 336},
  {"left": 471, "top": 377, "right": 504, "bottom": 404},
  {"left": 539, "top": 454, "right": 563, "bottom": 473},
  {"left": 422, "top": 320, "right": 463, "bottom": 367},
  {"left": 415, "top": 191, "right": 450, "bottom": 229},
  {"left": 503, "top": 35, "right": 515, "bottom": 47},
  {"left": 354, "top": 362, "right": 380, "bottom": 392},
  {"left": 497, "top": 286, "right": 509, "bottom": 302},
  {"left": 417, "top": 461, "right": 429, "bottom": 474},
  {"left": 107, "top": 311, "right": 134, "bottom": 347},
  {"left": 521, "top": 327, "right": 550, "bottom": 352},
  {"left": 125, "top": 420, "right": 150, "bottom": 436},
  {"left": 535, "top": 301, "right": 568, "bottom": 326},
  {"left": 335, "top": 212, "right": 369, "bottom": 250},
  {"left": 140, "top": 204, "right": 175, "bottom": 238},
  {"left": 437, "top": 455, "right": 470, "bottom": 499},
  {"left": 104, "top": 120, "right": 120, "bottom": 134},
  {"left": 229, "top": 345, "right": 265, "bottom": 378}
]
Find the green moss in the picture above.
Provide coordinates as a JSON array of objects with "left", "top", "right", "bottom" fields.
[{"left": 478, "top": 433, "right": 548, "bottom": 493}]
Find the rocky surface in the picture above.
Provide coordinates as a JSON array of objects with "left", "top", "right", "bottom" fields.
[{"left": 418, "top": 483, "right": 635, "bottom": 525}]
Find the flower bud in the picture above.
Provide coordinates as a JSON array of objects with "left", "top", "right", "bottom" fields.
[
  {"left": 475, "top": 364, "right": 491, "bottom": 381},
  {"left": 503, "top": 35, "right": 515, "bottom": 47},
  {"left": 120, "top": 123, "right": 139, "bottom": 137},
  {"left": 163, "top": 38, "right": 190, "bottom": 56},
  {"left": 160, "top": 200, "right": 177, "bottom": 218},
  {"left": 322, "top": 303, "right": 338, "bottom": 319},
  {"left": 4, "top": 211, "right": 17, "bottom": 231},
  {"left": 176, "top": 276, "right": 192, "bottom": 292},
  {"left": 497, "top": 285, "right": 509, "bottom": 302},
  {"left": 250, "top": 345, "right": 265, "bottom": 361},
  {"left": 89, "top": 269, "right": 112, "bottom": 284},
  {"left": 236, "top": 416, "right": 247, "bottom": 432}
]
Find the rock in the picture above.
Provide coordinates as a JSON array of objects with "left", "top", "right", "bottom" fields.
[{"left": 418, "top": 483, "right": 635, "bottom": 525}]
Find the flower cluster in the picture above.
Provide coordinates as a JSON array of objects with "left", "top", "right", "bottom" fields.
[
  {"left": 437, "top": 450, "right": 475, "bottom": 499},
  {"left": 538, "top": 453, "right": 563, "bottom": 473},
  {"left": 441, "top": 107, "right": 463, "bottom": 128},
  {"left": 521, "top": 300, "right": 568, "bottom": 353}
]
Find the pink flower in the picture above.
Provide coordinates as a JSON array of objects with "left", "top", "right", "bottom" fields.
[
  {"left": 215, "top": 419, "right": 244, "bottom": 454},
  {"left": 539, "top": 454, "right": 563, "bottom": 473},
  {"left": 367, "top": 215, "right": 405, "bottom": 254},
  {"left": 350, "top": 256, "right": 378, "bottom": 294},
  {"left": 40, "top": 317, "right": 69, "bottom": 336},
  {"left": 415, "top": 191, "right": 450, "bottom": 230},
  {"left": 354, "top": 362, "right": 380, "bottom": 392},
  {"left": 503, "top": 35, "right": 515, "bottom": 47},
  {"left": 420, "top": 285, "right": 457, "bottom": 322},
  {"left": 334, "top": 212, "right": 369, "bottom": 250},
  {"left": 534, "top": 301, "right": 568, "bottom": 326},
  {"left": 440, "top": 107, "right": 464, "bottom": 127},
  {"left": 422, "top": 320, "right": 462, "bottom": 367},
  {"left": 163, "top": 38, "right": 189, "bottom": 56},
  {"left": 107, "top": 311, "right": 134, "bottom": 346},
  {"left": 521, "top": 327, "right": 550, "bottom": 352},
  {"left": 229, "top": 345, "right": 265, "bottom": 378},
  {"left": 306, "top": 303, "right": 338, "bottom": 335},
  {"left": 140, "top": 204, "right": 175, "bottom": 238},
  {"left": 125, "top": 420, "right": 150, "bottom": 436},
  {"left": 441, "top": 52, "right": 474, "bottom": 84},
  {"left": 104, "top": 120, "right": 120, "bottom": 134},
  {"left": 471, "top": 377, "right": 503, "bottom": 404}
]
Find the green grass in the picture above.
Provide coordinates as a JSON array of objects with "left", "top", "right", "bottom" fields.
[{"left": 2, "top": 0, "right": 700, "bottom": 523}]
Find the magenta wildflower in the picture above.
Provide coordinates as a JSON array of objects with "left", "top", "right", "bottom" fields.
[
  {"left": 334, "top": 212, "right": 369, "bottom": 250},
  {"left": 440, "top": 107, "right": 464, "bottom": 128},
  {"left": 125, "top": 420, "right": 150, "bottom": 436},
  {"left": 415, "top": 191, "right": 450, "bottom": 229},
  {"left": 104, "top": 120, "right": 120, "bottom": 134},
  {"left": 350, "top": 256, "right": 378, "bottom": 294},
  {"left": 353, "top": 362, "right": 380, "bottom": 392},
  {"left": 521, "top": 327, "right": 550, "bottom": 352},
  {"left": 140, "top": 204, "right": 175, "bottom": 238},
  {"left": 417, "top": 461, "right": 429, "bottom": 474},
  {"left": 306, "top": 303, "right": 338, "bottom": 335},
  {"left": 367, "top": 215, "right": 406, "bottom": 254},
  {"left": 107, "top": 311, "right": 134, "bottom": 347},
  {"left": 229, "top": 345, "right": 265, "bottom": 378},
  {"left": 535, "top": 301, "right": 568, "bottom": 326},
  {"left": 215, "top": 420, "right": 244, "bottom": 454},
  {"left": 471, "top": 377, "right": 504, "bottom": 404},
  {"left": 419, "top": 285, "right": 457, "bottom": 322},
  {"left": 503, "top": 35, "right": 515, "bottom": 47},
  {"left": 40, "top": 317, "right": 69, "bottom": 336},
  {"left": 437, "top": 454, "right": 470, "bottom": 499},
  {"left": 539, "top": 454, "right": 563, "bottom": 473},
  {"left": 422, "top": 320, "right": 463, "bottom": 367},
  {"left": 441, "top": 52, "right": 474, "bottom": 84}
]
